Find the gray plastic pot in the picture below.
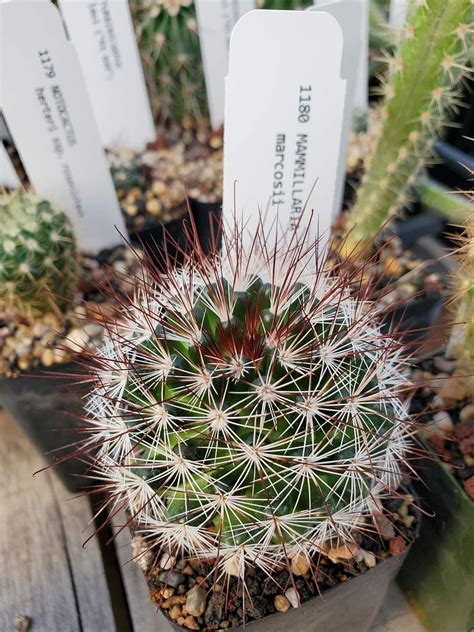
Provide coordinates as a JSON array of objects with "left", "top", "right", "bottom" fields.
[
  {"left": 163, "top": 544, "right": 413, "bottom": 632},
  {"left": 0, "top": 362, "right": 89, "bottom": 491},
  {"left": 398, "top": 451, "right": 474, "bottom": 632}
]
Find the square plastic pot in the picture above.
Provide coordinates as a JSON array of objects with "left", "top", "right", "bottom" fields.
[
  {"left": 162, "top": 545, "right": 413, "bottom": 632},
  {"left": 398, "top": 451, "right": 474, "bottom": 632},
  {"left": 0, "top": 363, "right": 89, "bottom": 492}
]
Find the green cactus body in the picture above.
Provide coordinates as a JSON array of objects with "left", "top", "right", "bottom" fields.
[
  {"left": 131, "top": 0, "right": 208, "bottom": 133},
  {"left": 346, "top": 0, "right": 472, "bottom": 248},
  {"left": 0, "top": 192, "right": 77, "bottom": 317},
  {"left": 132, "top": 0, "right": 311, "bottom": 133},
  {"left": 85, "top": 225, "right": 411, "bottom": 577},
  {"left": 453, "top": 216, "right": 474, "bottom": 398}
]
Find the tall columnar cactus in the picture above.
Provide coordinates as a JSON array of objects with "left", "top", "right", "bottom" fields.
[
  {"left": 346, "top": 0, "right": 473, "bottom": 250},
  {"left": 131, "top": 0, "right": 207, "bottom": 133},
  {"left": 449, "top": 214, "right": 474, "bottom": 399},
  {"left": 0, "top": 191, "right": 77, "bottom": 317},
  {"left": 84, "top": 223, "right": 412, "bottom": 580},
  {"left": 131, "top": 0, "right": 312, "bottom": 133}
]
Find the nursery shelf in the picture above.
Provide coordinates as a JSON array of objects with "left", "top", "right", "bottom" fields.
[{"left": 0, "top": 410, "right": 426, "bottom": 632}]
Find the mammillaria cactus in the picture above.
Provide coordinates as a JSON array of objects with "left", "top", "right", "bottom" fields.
[
  {"left": 84, "top": 221, "right": 413, "bottom": 584},
  {"left": 345, "top": 0, "right": 472, "bottom": 250},
  {"left": 0, "top": 191, "right": 77, "bottom": 317}
]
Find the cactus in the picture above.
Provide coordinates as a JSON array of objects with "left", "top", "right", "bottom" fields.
[
  {"left": 132, "top": 0, "right": 312, "bottom": 133},
  {"left": 83, "top": 221, "right": 412, "bottom": 581},
  {"left": 131, "top": 0, "right": 208, "bottom": 134},
  {"left": 345, "top": 0, "right": 473, "bottom": 251},
  {"left": 449, "top": 212, "right": 474, "bottom": 398},
  {"left": 0, "top": 191, "right": 77, "bottom": 317}
]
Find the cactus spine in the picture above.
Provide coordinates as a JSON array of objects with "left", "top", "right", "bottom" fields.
[
  {"left": 84, "top": 222, "right": 412, "bottom": 580},
  {"left": 0, "top": 191, "right": 77, "bottom": 317},
  {"left": 346, "top": 0, "right": 473, "bottom": 249}
]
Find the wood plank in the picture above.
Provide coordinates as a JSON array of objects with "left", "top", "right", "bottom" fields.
[
  {"left": 0, "top": 411, "right": 115, "bottom": 632},
  {"left": 371, "top": 583, "right": 427, "bottom": 632},
  {"left": 112, "top": 515, "right": 173, "bottom": 632}
]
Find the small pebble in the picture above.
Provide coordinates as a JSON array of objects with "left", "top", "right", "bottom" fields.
[
  {"left": 182, "top": 615, "right": 200, "bottom": 630},
  {"left": 274, "top": 595, "right": 291, "bottom": 612},
  {"left": 169, "top": 605, "right": 182, "bottom": 620},
  {"left": 433, "top": 356, "right": 455, "bottom": 375},
  {"left": 460, "top": 404, "right": 474, "bottom": 424},
  {"left": 285, "top": 587, "right": 300, "bottom": 609},
  {"left": 374, "top": 513, "right": 395, "bottom": 540},
  {"left": 13, "top": 616, "right": 30, "bottom": 632},
  {"left": 437, "top": 373, "right": 467, "bottom": 403},
  {"left": 431, "top": 411, "right": 454, "bottom": 435},
  {"left": 160, "top": 552, "right": 176, "bottom": 571},
  {"left": 389, "top": 536, "right": 407, "bottom": 556},
  {"left": 361, "top": 550, "right": 376, "bottom": 568},
  {"left": 185, "top": 585, "right": 207, "bottom": 617},
  {"left": 327, "top": 543, "right": 361, "bottom": 563},
  {"left": 463, "top": 476, "right": 474, "bottom": 500},
  {"left": 290, "top": 553, "right": 310, "bottom": 576},
  {"left": 158, "top": 571, "right": 184, "bottom": 588}
]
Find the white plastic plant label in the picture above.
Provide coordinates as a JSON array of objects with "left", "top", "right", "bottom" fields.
[
  {"left": 0, "top": 143, "right": 21, "bottom": 189},
  {"left": 310, "top": 1, "right": 364, "bottom": 219},
  {"left": 58, "top": 0, "right": 155, "bottom": 151},
  {"left": 195, "top": 0, "right": 256, "bottom": 130},
  {"left": 313, "top": 0, "right": 368, "bottom": 113},
  {"left": 223, "top": 10, "right": 346, "bottom": 248},
  {"left": 0, "top": 0, "right": 126, "bottom": 252},
  {"left": 389, "top": 0, "right": 408, "bottom": 29}
]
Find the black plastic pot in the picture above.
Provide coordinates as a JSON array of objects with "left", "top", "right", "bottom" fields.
[
  {"left": 129, "top": 211, "right": 193, "bottom": 271},
  {"left": 0, "top": 363, "right": 89, "bottom": 492},
  {"left": 381, "top": 219, "right": 455, "bottom": 348},
  {"left": 163, "top": 543, "right": 414, "bottom": 632},
  {"left": 429, "top": 141, "right": 474, "bottom": 191},
  {"left": 129, "top": 198, "right": 222, "bottom": 267},
  {"left": 398, "top": 451, "right": 474, "bottom": 632},
  {"left": 188, "top": 198, "right": 222, "bottom": 256}
]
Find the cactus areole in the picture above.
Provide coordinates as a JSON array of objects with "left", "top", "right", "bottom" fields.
[{"left": 85, "top": 222, "right": 413, "bottom": 581}]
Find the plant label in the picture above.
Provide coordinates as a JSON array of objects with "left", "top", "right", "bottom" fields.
[
  {"left": 223, "top": 10, "right": 346, "bottom": 248},
  {"left": 389, "top": 0, "right": 408, "bottom": 29},
  {"left": 195, "top": 0, "right": 256, "bottom": 130},
  {"left": 0, "top": 0, "right": 126, "bottom": 252},
  {"left": 58, "top": 0, "right": 155, "bottom": 151},
  {"left": 310, "top": 1, "right": 364, "bottom": 219},
  {"left": 0, "top": 143, "right": 21, "bottom": 189}
]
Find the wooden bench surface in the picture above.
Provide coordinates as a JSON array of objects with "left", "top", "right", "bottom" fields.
[{"left": 0, "top": 410, "right": 425, "bottom": 632}]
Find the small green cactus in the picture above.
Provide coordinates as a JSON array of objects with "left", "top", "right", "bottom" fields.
[
  {"left": 346, "top": 0, "right": 473, "bottom": 250},
  {"left": 84, "top": 222, "right": 412, "bottom": 580},
  {"left": 132, "top": 0, "right": 312, "bottom": 133},
  {"left": 0, "top": 191, "right": 77, "bottom": 317}
]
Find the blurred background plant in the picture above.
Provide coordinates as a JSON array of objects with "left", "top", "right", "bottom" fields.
[
  {"left": 0, "top": 191, "right": 77, "bottom": 319},
  {"left": 344, "top": 0, "right": 473, "bottom": 252},
  {"left": 130, "top": 0, "right": 313, "bottom": 136}
]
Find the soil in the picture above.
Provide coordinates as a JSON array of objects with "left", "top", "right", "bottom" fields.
[
  {"left": 134, "top": 494, "right": 418, "bottom": 631},
  {"left": 109, "top": 135, "right": 222, "bottom": 235},
  {"left": 0, "top": 246, "right": 141, "bottom": 376},
  {"left": 410, "top": 357, "right": 474, "bottom": 500}
]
